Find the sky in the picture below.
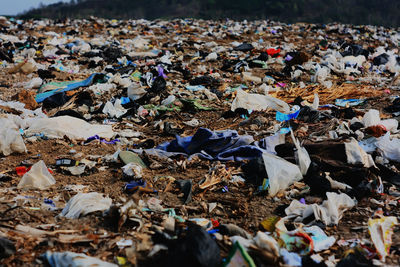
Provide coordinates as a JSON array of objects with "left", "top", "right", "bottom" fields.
[{"left": 0, "top": 0, "right": 69, "bottom": 15}]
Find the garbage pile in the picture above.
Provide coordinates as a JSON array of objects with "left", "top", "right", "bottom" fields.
[{"left": 0, "top": 16, "right": 399, "bottom": 266}]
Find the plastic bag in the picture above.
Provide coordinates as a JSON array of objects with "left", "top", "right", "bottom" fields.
[
  {"left": 122, "top": 163, "right": 143, "bottom": 178},
  {"left": 161, "top": 95, "right": 176, "bottom": 106},
  {"left": 242, "top": 72, "right": 262, "bottom": 84},
  {"left": 43, "top": 251, "right": 117, "bottom": 267},
  {"left": 88, "top": 83, "right": 116, "bottom": 95},
  {"left": 127, "top": 82, "right": 147, "bottom": 101},
  {"left": 368, "top": 216, "right": 398, "bottom": 262},
  {"left": 379, "top": 119, "right": 398, "bottom": 133},
  {"left": 205, "top": 52, "right": 218, "bottom": 61},
  {"left": 111, "top": 74, "right": 131, "bottom": 88},
  {"left": 25, "top": 77, "right": 43, "bottom": 89},
  {"left": 344, "top": 138, "right": 375, "bottom": 167},
  {"left": 362, "top": 109, "right": 398, "bottom": 132},
  {"left": 231, "top": 89, "right": 290, "bottom": 113},
  {"left": 362, "top": 109, "right": 380, "bottom": 127},
  {"left": 315, "top": 66, "right": 330, "bottom": 83},
  {"left": 262, "top": 152, "right": 302, "bottom": 197},
  {"left": 102, "top": 99, "right": 127, "bottom": 118},
  {"left": 17, "top": 160, "right": 56, "bottom": 190},
  {"left": 60, "top": 192, "right": 112, "bottom": 219},
  {"left": 375, "top": 132, "right": 400, "bottom": 162},
  {"left": 0, "top": 117, "right": 27, "bottom": 156},
  {"left": 312, "top": 93, "right": 319, "bottom": 110},
  {"left": 285, "top": 192, "right": 356, "bottom": 225},
  {"left": 291, "top": 130, "right": 311, "bottom": 175},
  {"left": 131, "top": 35, "right": 150, "bottom": 49},
  {"left": 24, "top": 116, "right": 115, "bottom": 140},
  {"left": 342, "top": 55, "right": 366, "bottom": 69}
]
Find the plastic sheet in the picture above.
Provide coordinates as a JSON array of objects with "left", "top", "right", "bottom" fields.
[
  {"left": 285, "top": 192, "right": 356, "bottom": 225},
  {"left": 24, "top": 116, "right": 115, "bottom": 140},
  {"left": 231, "top": 89, "right": 290, "bottom": 113},
  {"left": 60, "top": 192, "right": 112, "bottom": 219}
]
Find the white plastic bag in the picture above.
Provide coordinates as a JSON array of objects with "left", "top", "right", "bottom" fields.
[
  {"left": 205, "top": 52, "right": 218, "bottom": 61},
  {"left": 25, "top": 77, "right": 43, "bottom": 89},
  {"left": 362, "top": 109, "right": 398, "bottom": 132},
  {"left": 242, "top": 72, "right": 262, "bottom": 84},
  {"left": 131, "top": 35, "right": 150, "bottom": 49},
  {"left": 285, "top": 192, "right": 356, "bottom": 225},
  {"left": 231, "top": 89, "right": 290, "bottom": 113},
  {"left": 380, "top": 119, "right": 398, "bottom": 133},
  {"left": 376, "top": 133, "right": 400, "bottom": 162},
  {"left": 295, "top": 146, "right": 311, "bottom": 175},
  {"left": 161, "top": 95, "right": 176, "bottom": 106},
  {"left": 344, "top": 138, "right": 375, "bottom": 167},
  {"left": 262, "top": 152, "right": 302, "bottom": 197},
  {"left": 0, "top": 117, "right": 26, "bottom": 156},
  {"left": 24, "top": 116, "right": 115, "bottom": 140},
  {"left": 102, "top": 99, "right": 127, "bottom": 118},
  {"left": 312, "top": 93, "right": 319, "bottom": 110},
  {"left": 362, "top": 109, "right": 380, "bottom": 127},
  {"left": 111, "top": 74, "right": 131, "bottom": 88},
  {"left": 360, "top": 109, "right": 398, "bottom": 133},
  {"left": 88, "top": 83, "right": 116, "bottom": 95},
  {"left": 18, "top": 160, "right": 56, "bottom": 190},
  {"left": 342, "top": 55, "right": 366, "bottom": 68},
  {"left": 127, "top": 82, "right": 147, "bottom": 101},
  {"left": 60, "top": 192, "right": 112, "bottom": 219},
  {"left": 291, "top": 130, "right": 311, "bottom": 175},
  {"left": 122, "top": 162, "right": 143, "bottom": 178},
  {"left": 315, "top": 66, "right": 330, "bottom": 83}
]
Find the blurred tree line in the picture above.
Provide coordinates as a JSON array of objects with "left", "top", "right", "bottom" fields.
[{"left": 20, "top": 0, "right": 400, "bottom": 27}]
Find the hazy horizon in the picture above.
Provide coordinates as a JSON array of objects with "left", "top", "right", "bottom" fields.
[{"left": 0, "top": 0, "right": 69, "bottom": 16}]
